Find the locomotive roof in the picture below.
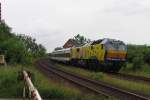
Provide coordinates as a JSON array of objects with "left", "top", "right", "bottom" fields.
[
  {"left": 83, "top": 38, "right": 124, "bottom": 46},
  {"left": 94, "top": 38, "right": 124, "bottom": 45}
]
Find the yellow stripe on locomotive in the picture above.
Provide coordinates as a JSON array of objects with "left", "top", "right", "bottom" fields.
[{"left": 71, "top": 44, "right": 105, "bottom": 62}]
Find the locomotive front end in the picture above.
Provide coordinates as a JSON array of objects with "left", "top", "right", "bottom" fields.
[
  {"left": 102, "top": 39, "right": 127, "bottom": 72},
  {"left": 104, "top": 40, "right": 127, "bottom": 62}
]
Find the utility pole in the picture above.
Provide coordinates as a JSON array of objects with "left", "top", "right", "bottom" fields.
[{"left": 0, "top": 2, "right": 1, "bottom": 22}]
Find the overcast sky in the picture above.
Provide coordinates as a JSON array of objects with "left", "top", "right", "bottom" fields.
[{"left": 0, "top": 0, "right": 150, "bottom": 52}]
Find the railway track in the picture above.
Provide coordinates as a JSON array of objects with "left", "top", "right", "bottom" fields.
[
  {"left": 51, "top": 61, "right": 150, "bottom": 85},
  {"left": 52, "top": 60, "right": 150, "bottom": 84},
  {"left": 55, "top": 61, "right": 150, "bottom": 85},
  {"left": 106, "top": 72, "right": 150, "bottom": 85},
  {"left": 37, "top": 59, "right": 150, "bottom": 100}
]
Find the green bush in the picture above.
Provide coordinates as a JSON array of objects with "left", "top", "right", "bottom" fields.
[
  {"left": 127, "top": 44, "right": 150, "bottom": 66},
  {"left": 132, "top": 54, "right": 144, "bottom": 70}
]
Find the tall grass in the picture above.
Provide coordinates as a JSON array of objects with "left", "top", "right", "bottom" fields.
[
  {"left": 0, "top": 65, "right": 23, "bottom": 98},
  {"left": 0, "top": 65, "right": 98, "bottom": 99},
  {"left": 26, "top": 66, "right": 82, "bottom": 99}
]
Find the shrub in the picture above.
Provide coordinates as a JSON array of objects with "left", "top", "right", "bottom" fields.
[{"left": 132, "top": 54, "right": 144, "bottom": 70}]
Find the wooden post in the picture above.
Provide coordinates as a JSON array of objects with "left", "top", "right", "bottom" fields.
[{"left": 23, "top": 70, "right": 42, "bottom": 100}]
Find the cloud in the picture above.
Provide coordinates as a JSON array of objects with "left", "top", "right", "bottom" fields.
[
  {"left": 1, "top": 0, "right": 150, "bottom": 52},
  {"left": 104, "top": 0, "right": 150, "bottom": 16}
]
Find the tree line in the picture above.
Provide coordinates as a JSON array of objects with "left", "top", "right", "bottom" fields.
[
  {"left": 0, "top": 21, "right": 46, "bottom": 64},
  {"left": 127, "top": 44, "right": 150, "bottom": 70}
]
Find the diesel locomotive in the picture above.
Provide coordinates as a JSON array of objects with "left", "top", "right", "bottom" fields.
[{"left": 50, "top": 38, "right": 127, "bottom": 72}]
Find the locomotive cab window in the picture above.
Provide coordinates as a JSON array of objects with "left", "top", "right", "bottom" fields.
[
  {"left": 118, "top": 44, "right": 127, "bottom": 51},
  {"left": 77, "top": 48, "right": 80, "bottom": 52},
  {"left": 91, "top": 39, "right": 103, "bottom": 45},
  {"left": 101, "top": 44, "right": 103, "bottom": 49}
]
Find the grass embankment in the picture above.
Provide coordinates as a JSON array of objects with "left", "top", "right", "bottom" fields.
[
  {"left": 0, "top": 65, "right": 23, "bottom": 98},
  {"left": 120, "top": 63, "right": 150, "bottom": 78},
  {"left": 56, "top": 64, "right": 150, "bottom": 96},
  {"left": 0, "top": 65, "right": 106, "bottom": 100}
]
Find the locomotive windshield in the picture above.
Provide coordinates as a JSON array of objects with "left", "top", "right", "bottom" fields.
[
  {"left": 118, "top": 44, "right": 127, "bottom": 51},
  {"left": 105, "top": 42, "right": 127, "bottom": 51}
]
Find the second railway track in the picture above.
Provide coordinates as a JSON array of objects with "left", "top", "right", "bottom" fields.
[
  {"left": 37, "top": 60, "right": 150, "bottom": 100},
  {"left": 106, "top": 72, "right": 150, "bottom": 85}
]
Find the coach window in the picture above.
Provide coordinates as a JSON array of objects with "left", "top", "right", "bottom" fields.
[
  {"left": 66, "top": 53, "right": 70, "bottom": 57},
  {"left": 101, "top": 44, "right": 103, "bottom": 49},
  {"left": 62, "top": 53, "right": 65, "bottom": 57},
  {"left": 91, "top": 46, "right": 94, "bottom": 50},
  {"left": 77, "top": 48, "right": 80, "bottom": 52}
]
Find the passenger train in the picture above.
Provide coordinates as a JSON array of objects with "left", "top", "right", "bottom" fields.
[{"left": 50, "top": 38, "right": 127, "bottom": 72}]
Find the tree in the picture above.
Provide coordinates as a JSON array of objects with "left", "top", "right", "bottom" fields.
[
  {"left": 0, "top": 21, "right": 13, "bottom": 41},
  {"left": 73, "top": 34, "right": 91, "bottom": 46},
  {"left": 143, "top": 48, "right": 150, "bottom": 64},
  {"left": 17, "top": 34, "right": 46, "bottom": 58},
  {"left": 0, "top": 37, "right": 27, "bottom": 63},
  {"left": 132, "top": 53, "right": 144, "bottom": 70},
  {"left": 0, "top": 22, "right": 46, "bottom": 64}
]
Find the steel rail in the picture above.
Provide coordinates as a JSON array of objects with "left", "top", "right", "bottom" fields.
[
  {"left": 38, "top": 61, "right": 109, "bottom": 97},
  {"left": 37, "top": 60, "right": 150, "bottom": 100}
]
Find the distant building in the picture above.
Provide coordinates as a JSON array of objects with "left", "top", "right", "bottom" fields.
[{"left": 63, "top": 39, "right": 79, "bottom": 48}]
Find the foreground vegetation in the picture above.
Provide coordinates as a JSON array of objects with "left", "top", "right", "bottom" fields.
[
  {"left": 0, "top": 65, "right": 23, "bottom": 97},
  {"left": 0, "top": 65, "right": 106, "bottom": 99},
  {"left": 56, "top": 64, "right": 150, "bottom": 96}
]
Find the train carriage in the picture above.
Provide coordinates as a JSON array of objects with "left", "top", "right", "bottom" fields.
[
  {"left": 51, "top": 48, "right": 71, "bottom": 62},
  {"left": 50, "top": 38, "right": 127, "bottom": 72}
]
